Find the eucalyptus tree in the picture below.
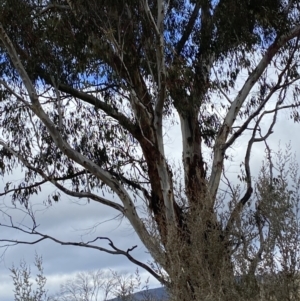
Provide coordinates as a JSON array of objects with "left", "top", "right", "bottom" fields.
[{"left": 1, "top": 0, "right": 300, "bottom": 300}]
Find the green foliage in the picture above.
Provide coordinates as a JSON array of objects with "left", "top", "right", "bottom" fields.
[
  {"left": 2, "top": 1, "right": 300, "bottom": 300},
  {"left": 0, "top": 0, "right": 299, "bottom": 206}
]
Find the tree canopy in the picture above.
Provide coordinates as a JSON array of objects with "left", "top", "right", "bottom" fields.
[{"left": 1, "top": 0, "right": 300, "bottom": 300}]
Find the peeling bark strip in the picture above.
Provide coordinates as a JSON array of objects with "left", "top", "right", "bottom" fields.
[{"left": 1, "top": 1, "right": 300, "bottom": 299}]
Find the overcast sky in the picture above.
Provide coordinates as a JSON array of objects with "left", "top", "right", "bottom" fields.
[{"left": 0, "top": 97, "right": 300, "bottom": 300}]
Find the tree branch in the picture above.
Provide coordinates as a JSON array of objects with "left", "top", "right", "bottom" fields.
[
  {"left": 0, "top": 220, "right": 167, "bottom": 285},
  {"left": 225, "top": 100, "right": 298, "bottom": 236},
  {"left": 0, "top": 170, "right": 84, "bottom": 196},
  {"left": 175, "top": 3, "right": 200, "bottom": 54},
  {"left": 0, "top": 26, "right": 164, "bottom": 264},
  {"left": 0, "top": 141, "right": 125, "bottom": 212},
  {"left": 224, "top": 37, "right": 300, "bottom": 150},
  {"left": 48, "top": 82, "right": 140, "bottom": 138},
  {"left": 209, "top": 24, "right": 300, "bottom": 203}
]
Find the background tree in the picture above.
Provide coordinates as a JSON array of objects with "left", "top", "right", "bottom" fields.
[
  {"left": 50, "top": 269, "right": 117, "bottom": 301},
  {"left": 10, "top": 254, "right": 49, "bottom": 301},
  {"left": 11, "top": 259, "right": 165, "bottom": 301},
  {"left": 1, "top": 0, "right": 300, "bottom": 300}
]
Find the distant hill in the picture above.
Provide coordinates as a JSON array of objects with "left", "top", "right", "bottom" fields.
[{"left": 108, "top": 287, "right": 167, "bottom": 301}]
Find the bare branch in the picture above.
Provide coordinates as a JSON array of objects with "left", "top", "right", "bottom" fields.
[
  {"left": 225, "top": 38, "right": 300, "bottom": 150},
  {"left": 209, "top": 24, "right": 300, "bottom": 203},
  {"left": 0, "top": 220, "right": 166, "bottom": 285},
  {"left": 96, "top": 237, "right": 167, "bottom": 285}
]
